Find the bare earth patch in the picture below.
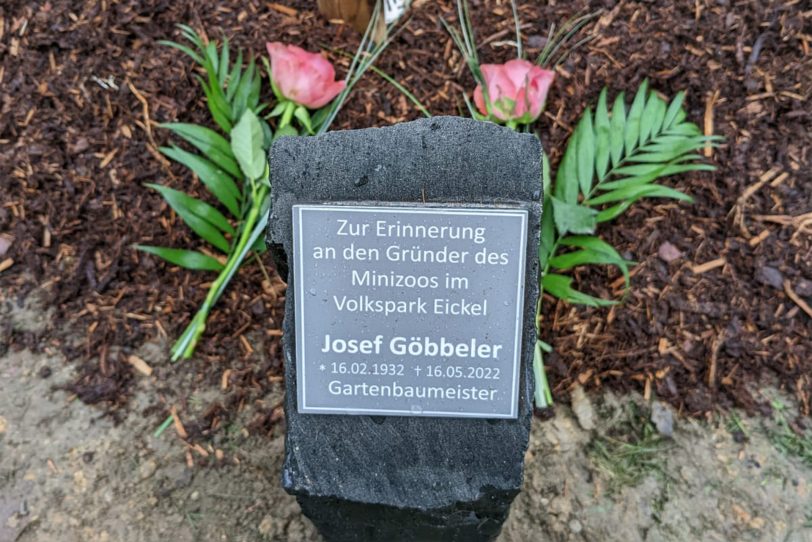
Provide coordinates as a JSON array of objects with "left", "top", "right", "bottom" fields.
[{"left": 2, "top": 344, "right": 810, "bottom": 542}]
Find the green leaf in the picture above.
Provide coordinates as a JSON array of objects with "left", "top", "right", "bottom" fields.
[
  {"left": 596, "top": 200, "right": 636, "bottom": 223},
  {"left": 599, "top": 163, "right": 715, "bottom": 191},
  {"left": 198, "top": 77, "right": 233, "bottom": 133},
  {"left": 539, "top": 197, "right": 555, "bottom": 268},
  {"left": 147, "top": 190, "right": 230, "bottom": 252},
  {"left": 226, "top": 50, "right": 244, "bottom": 103},
  {"left": 206, "top": 41, "right": 219, "bottom": 79},
  {"left": 624, "top": 79, "right": 647, "bottom": 154},
  {"left": 161, "top": 123, "right": 241, "bottom": 178},
  {"left": 160, "top": 145, "right": 241, "bottom": 217},
  {"left": 232, "top": 56, "right": 256, "bottom": 121},
  {"left": 609, "top": 92, "right": 626, "bottom": 168},
  {"left": 664, "top": 122, "right": 702, "bottom": 136},
  {"left": 311, "top": 104, "right": 332, "bottom": 129},
  {"left": 639, "top": 92, "right": 663, "bottom": 145},
  {"left": 294, "top": 106, "right": 314, "bottom": 135},
  {"left": 554, "top": 137, "right": 579, "bottom": 204},
  {"left": 218, "top": 36, "right": 230, "bottom": 87},
  {"left": 663, "top": 90, "right": 685, "bottom": 128},
  {"left": 648, "top": 94, "right": 667, "bottom": 138},
  {"left": 136, "top": 245, "right": 224, "bottom": 271},
  {"left": 555, "top": 235, "right": 631, "bottom": 290},
  {"left": 551, "top": 197, "right": 597, "bottom": 236},
  {"left": 146, "top": 183, "right": 235, "bottom": 235},
  {"left": 594, "top": 89, "right": 611, "bottom": 181},
  {"left": 230, "top": 109, "right": 266, "bottom": 181},
  {"left": 158, "top": 40, "right": 203, "bottom": 65},
  {"left": 205, "top": 68, "right": 233, "bottom": 123},
  {"left": 587, "top": 183, "right": 693, "bottom": 205},
  {"left": 576, "top": 108, "right": 595, "bottom": 196},
  {"left": 542, "top": 273, "right": 616, "bottom": 307},
  {"left": 267, "top": 102, "right": 288, "bottom": 118}
]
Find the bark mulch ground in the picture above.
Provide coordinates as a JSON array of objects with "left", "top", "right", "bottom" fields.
[{"left": 1, "top": 0, "right": 810, "bottom": 440}]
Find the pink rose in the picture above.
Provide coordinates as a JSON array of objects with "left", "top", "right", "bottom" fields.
[
  {"left": 266, "top": 42, "right": 346, "bottom": 109},
  {"left": 473, "top": 60, "right": 555, "bottom": 123}
]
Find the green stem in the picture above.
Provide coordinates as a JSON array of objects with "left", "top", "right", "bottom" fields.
[{"left": 171, "top": 184, "right": 270, "bottom": 361}]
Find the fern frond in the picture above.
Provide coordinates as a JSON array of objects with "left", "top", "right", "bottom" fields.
[{"left": 556, "top": 81, "right": 717, "bottom": 214}]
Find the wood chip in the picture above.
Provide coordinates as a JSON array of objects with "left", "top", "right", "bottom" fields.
[
  {"left": 0, "top": 258, "right": 13, "bottom": 273},
  {"left": 748, "top": 229, "right": 770, "bottom": 247},
  {"left": 269, "top": 2, "right": 297, "bottom": 16},
  {"left": 784, "top": 280, "right": 812, "bottom": 319},
  {"left": 703, "top": 89, "right": 719, "bottom": 157},
  {"left": 170, "top": 406, "right": 188, "bottom": 440},
  {"left": 221, "top": 369, "right": 232, "bottom": 390},
  {"left": 127, "top": 354, "right": 153, "bottom": 376},
  {"left": 691, "top": 257, "right": 726, "bottom": 274}
]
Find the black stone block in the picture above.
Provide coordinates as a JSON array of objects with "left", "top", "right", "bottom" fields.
[{"left": 268, "top": 117, "right": 541, "bottom": 542}]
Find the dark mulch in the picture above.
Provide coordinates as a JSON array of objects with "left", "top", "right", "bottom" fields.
[{"left": 1, "top": 0, "right": 810, "bottom": 440}]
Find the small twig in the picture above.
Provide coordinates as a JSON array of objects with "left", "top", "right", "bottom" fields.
[
  {"left": 784, "top": 280, "right": 812, "bottom": 319},
  {"left": 253, "top": 252, "right": 272, "bottom": 285},
  {"left": 691, "top": 258, "right": 726, "bottom": 274},
  {"left": 703, "top": 89, "right": 719, "bottom": 157}
]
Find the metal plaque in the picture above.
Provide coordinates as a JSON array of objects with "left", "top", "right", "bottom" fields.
[{"left": 292, "top": 204, "right": 528, "bottom": 418}]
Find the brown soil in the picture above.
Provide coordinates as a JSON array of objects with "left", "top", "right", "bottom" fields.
[{"left": 1, "top": 0, "right": 810, "bottom": 447}]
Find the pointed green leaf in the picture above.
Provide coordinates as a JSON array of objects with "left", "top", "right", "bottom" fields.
[
  {"left": 198, "top": 77, "right": 232, "bottom": 133},
  {"left": 554, "top": 137, "right": 579, "bottom": 204},
  {"left": 230, "top": 109, "right": 266, "bottom": 181},
  {"left": 625, "top": 80, "right": 647, "bottom": 154},
  {"left": 576, "top": 108, "right": 595, "bottom": 196},
  {"left": 232, "top": 56, "right": 256, "bottom": 121},
  {"left": 539, "top": 197, "right": 555, "bottom": 269},
  {"left": 609, "top": 92, "right": 626, "bottom": 168},
  {"left": 664, "top": 122, "right": 702, "bottom": 136},
  {"left": 158, "top": 40, "right": 204, "bottom": 65},
  {"left": 294, "top": 106, "right": 314, "bottom": 135},
  {"left": 649, "top": 94, "right": 667, "bottom": 138},
  {"left": 226, "top": 49, "right": 244, "bottom": 102},
  {"left": 640, "top": 92, "right": 665, "bottom": 145},
  {"left": 161, "top": 123, "right": 241, "bottom": 178},
  {"left": 555, "top": 236, "right": 631, "bottom": 289},
  {"left": 136, "top": 245, "right": 224, "bottom": 271},
  {"left": 160, "top": 145, "right": 241, "bottom": 217},
  {"left": 218, "top": 36, "right": 230, "bottom": 87},
  {"left": 663, "top": 90, "right": 686, "bottom": 128},
  {"left": 596, "top": 200, "right": 636, "bottom": 223},
  {"left": 267, "top": 102, "right": 288, "bottom": 118},
  {"left": 145, "top": 183, "right": 235, "bottom": 235},
  {"left": 542, "top": 273, "right": 616, "bottom": 307},
  {"left": 551, "top": 197, "right": 597, "bottom": 236},
  {"left": 594, "top": 89, "right": 611, "bottom": 181},
  {"left": 599, "top": 163, "right": 715, "bottom": 191},
  {"left": 587, "top": 183, "right": 693, "bottom": 205}
]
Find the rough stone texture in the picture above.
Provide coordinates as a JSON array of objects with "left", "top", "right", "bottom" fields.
[{"left": 268, "top": 117, "right": 542, "bottom": 542}]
